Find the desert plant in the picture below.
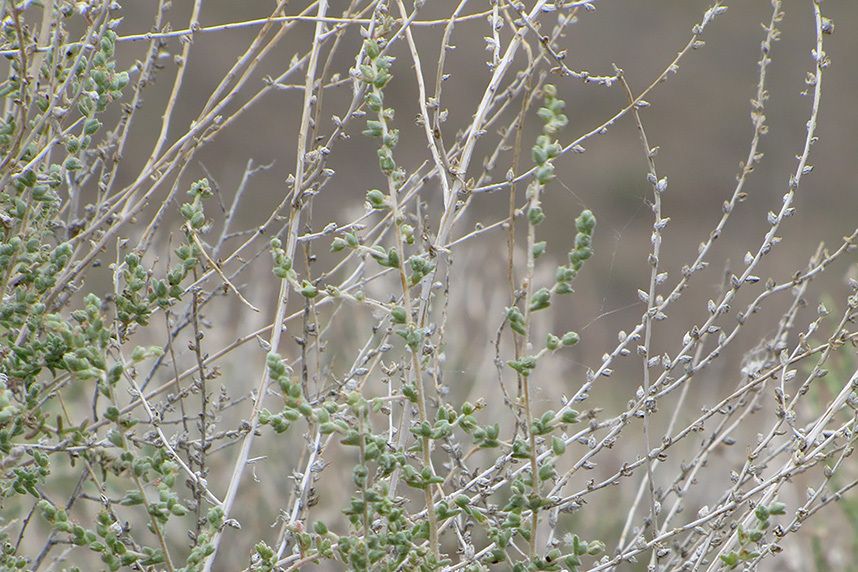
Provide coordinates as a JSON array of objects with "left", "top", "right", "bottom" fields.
[{"left": 0, "top": 0, "right": 856, "bottom": 571}]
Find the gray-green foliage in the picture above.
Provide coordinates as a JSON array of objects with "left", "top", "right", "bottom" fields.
[
  {"left": 0, "top": 3, "right": 605, "bottom": 567},
  {"left": 0, "top": 2, "right": 221, "bottom": 569}
]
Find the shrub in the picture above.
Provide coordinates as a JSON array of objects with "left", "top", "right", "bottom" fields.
[{"left": 0, "top": 1, "right": 855, "bottom": 571}]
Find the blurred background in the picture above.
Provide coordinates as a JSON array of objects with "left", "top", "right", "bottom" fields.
[{"left": 20, "top": 1, "right": 858, "bottom": 569}]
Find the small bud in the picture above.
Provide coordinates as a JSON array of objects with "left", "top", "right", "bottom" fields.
[
  {"left": 560, "top": 408, "right": 579, "bottom": 423},
  {"left": 364, "top": 39, "right": 381, "bottom": 59},
  {"left": 546, "top": 333, "right": 560, "bottom": 351},
  {"left": 529, "top": 288, "right": 551, "bottom": 311},
  {"left": 528, "top": 206, "right": 545, "bottom": 225},
  {"left": 391, "top": 306, "right": 407, "bottom": 324},
  {"left": 561, "top": 331, "right": 580, "bottom": 346},
  {"left": 300, "top": 281, "right": 318, "bottom": 298},
  {"left": 366, "top": 189, "right": 387, "bottom": 209}
]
